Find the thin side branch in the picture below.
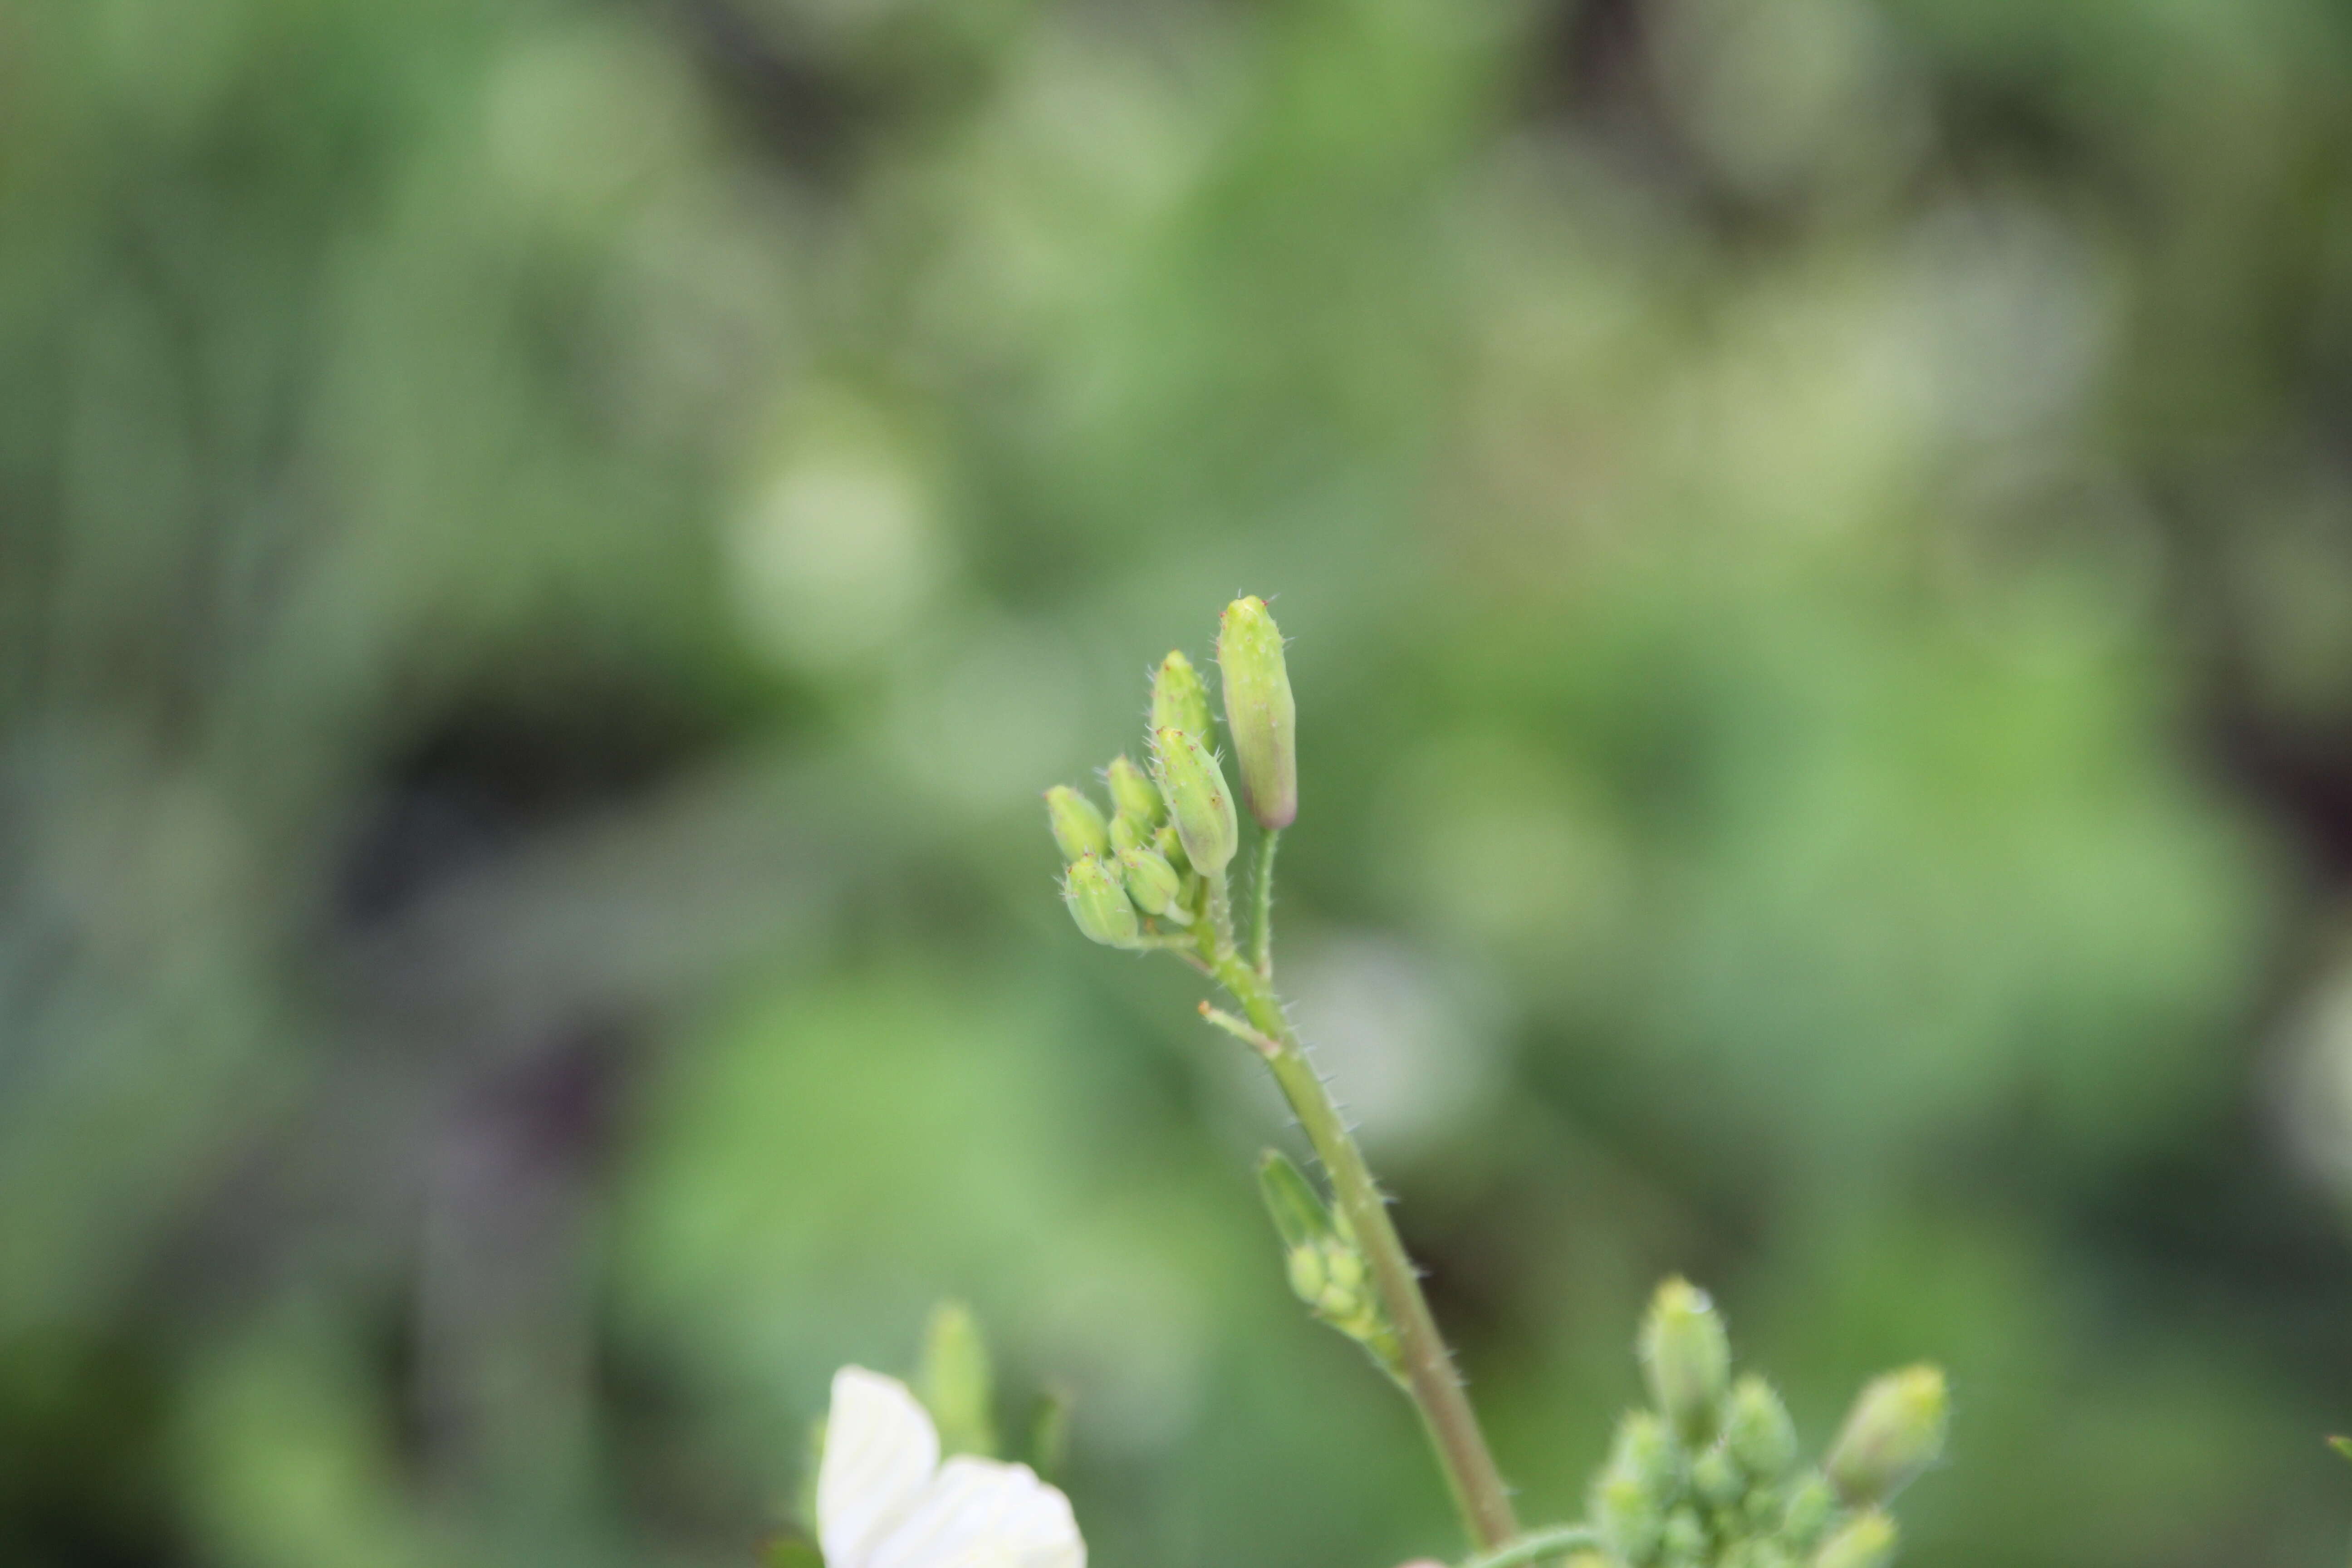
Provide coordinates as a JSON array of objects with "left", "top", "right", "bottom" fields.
[{"left": 1199, "top": 1001, "right": 1280, "bottom": 1059}]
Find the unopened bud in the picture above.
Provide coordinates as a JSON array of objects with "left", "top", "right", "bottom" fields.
[
  {"left": 1607, "top": 1410, "right": 1684, "bottom": 1508},
  {"left": 1285, "top": 1245, "right": 1328, "bottom": 1304},
  {"left": 1216, "top": 596, "right": 1297, "bottom": 830},
  {"left": 1725, "top": 1375, "right": 1798, "bottom": 1482},
  {"left": 1691, "top": 1445, "right": 1743, "bottom": 1508},
  {"left": 1109, "top": 812, "right": 1148, "bottom": 858},
  {"left": 1045, "top": 785, "right": 1110, "bottom": 862},
  {"left": 1150, "top": 726, "right": 1237, "bottom": 875},
  {"left": 1778, "top": 1473, "right": 1837, "bottom": 1551},
  {"left": 1153, "top": 824, "right": 1189, "bottom": 876},
  {"left": 1151, "top": 650, "right": 1215, "bottom": 745},
  {"left": 1825, "top": 1366, "right": 1946, "bottom": 1506},
  {"left": 1593, "top": 1473, "right": 1662, "bottom": 1564},
  {"left": 1062, "top": 854, "right": 1140, "bottom": 947},
  {"left": 1118, "top": 845, "right": 1190, "bottom": 922},
  {"left": 1659, "top": 1508, "right": 1705, "bottom": 1567},
  {"left": 1641, "top": 1278, "right": 1731, "bottom": 1441},
  {"left": 1809, "top": 1511, "right": 1896, "bottom": 1568},
  {"left": 1104, "top": 753, "right": 1162, "bottom": 825}
]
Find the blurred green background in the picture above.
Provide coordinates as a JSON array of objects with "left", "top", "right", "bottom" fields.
[{"left": 9, "top": 0, "right": 2352, "bottom": 1564}]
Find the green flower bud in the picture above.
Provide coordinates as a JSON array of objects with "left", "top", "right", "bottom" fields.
[
  {"left": 1808, "top": 1511, "right": 1896, "bottom": 1568},
  {"left": 1825, "top": 1366, "right": 1947, "bottom": 1506},
  {"left": 1593, "top": 1473, "right": 1663, "bottom": 1564},
  {"left": 1062, "top": 853, "right": 1140, "bottom": 947},
  {"left": 1641, "top": 1278, "right": 1732, "bottom": 1442},
  {"left": 1153, "top": 823, "right": 1189, "bottom": 876},
  {"left": 1725, "top": 1375, "right": 1799, "bottom": 1482},
  {"left": 1104, "top": 753, "right": 1162, "bottom": 825},
  {"left": 1659, "top": 1507, "right": 1705, "bottom": 1563},
  {"left": 1285, "top": 1243, "right": 1328, "bottom": 1304},
  {"left": 1607, "top": 1410, "right": 1685, "bottom": 1508},
  {"left": 1216, "top": 595, "right": 1298, "bottom": 830},
  {"left": 1150, "top": 726, "right": 1237, "bottom": 875},
  {"left": 1118, "top": 844, "right": 1191, "bottom": 922},
  {"left": 1044, "top": 785, "right": 1111, "bottom": 862},
  {"left": 1151, "top": 650, "right": 1215, "bottom": 745},
  {"left": 1690, "top": 1445, "right": 1743, "bottom": 1509},
  {"left": 1777, "top": 1473, "right": 1838, "bottom": 1552},
  {"left": 917, "top": 1300, "right": 998, "bottom": 1459},
  {"left": 1109, "top": 811, "right": 1148, "bottom": 858}
]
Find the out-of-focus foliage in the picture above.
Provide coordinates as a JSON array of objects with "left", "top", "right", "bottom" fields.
[{"left": 6, "top": 0, "right": 2352, "bottom": 1564}]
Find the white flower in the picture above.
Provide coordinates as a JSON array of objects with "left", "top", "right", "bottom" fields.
[{"left": 818, "top": 1367, "right": 1085, "bottom": 1568}]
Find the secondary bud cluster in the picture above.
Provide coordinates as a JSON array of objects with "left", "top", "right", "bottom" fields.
[
  {"left": 1257, "top": 1151, "right": 1404, "bottom": 1382},
  {"left": 1047, "top": 598, "right": 1299, "bottom": 951},
  {"left": 1582, "top": 1279, "right": 1945, "bottom": 1568}
]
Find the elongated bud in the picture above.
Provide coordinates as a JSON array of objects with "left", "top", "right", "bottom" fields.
[
  {"left": 1104, "top": 753, "right": 1162, "bottom": 825},
  {"left": 1151, "top": 651, "right": 1215, "bottom": 744},
  {"left": 1809, "top": 1511, "right": 1896, "bottom": 1568},
  {"left": 1825, "top": 1365, "right": 1946, "bottom": 1505},
  {"left": 1150, "top": 726, "right": 1237, "bottom": 874},
  {"left": 1045, "top": 785, "right": 1110, "bottom": 862},
  {"left": 1725, "top": 1374, "right": 1799, "bottom": 1481},
  {"left": 1257, "top": 1151, "right": 1333, "bottom": 1250},
  {"left": 1062, "top": 854, "right": 1141, "bottom": 947},
  {"left": 1118, "top": 845, "right": 1190, "bottom": 922},
  {"left": 1641, "top": 1278, "right": 1731, "bottom": 1442},
  {"left": 1216, "top": 596, "right": 1297, "bottom": 830}
]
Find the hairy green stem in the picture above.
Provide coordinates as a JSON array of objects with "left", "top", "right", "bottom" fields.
[
  {"left": 1206, "top": 867, "right": 1237, "bottom": 957},
  {"left": 1459, "top": 1524, "right": 1602, "bottom": 1568},
  {"left": 1212, "top": 952, "right": 1519, "bottom": 1552},
  {"left": 1251, "top": 828, "right": 1280, "bottom": 977}
]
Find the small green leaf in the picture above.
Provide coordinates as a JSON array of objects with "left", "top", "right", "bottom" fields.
[{"left": 2330, "top": 1435, "right": 2352, "bottom": 1463}]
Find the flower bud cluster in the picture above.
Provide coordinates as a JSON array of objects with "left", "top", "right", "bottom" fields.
[
  {"left": 1049, "top": 600, "right": 1299, "bottom": 950},
  {"left": 1257, "top": 1151, "right": 1404, "bottom": 1382},
  {"left": 1046, "top": 658, "right": 1214, "bottom": 946},
  {"left": 1583, "top": 1279, "right": 1945, "bottom": 1568}
]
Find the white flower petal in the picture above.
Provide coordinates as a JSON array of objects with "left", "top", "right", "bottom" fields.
[
  {"left": 867, "top": 1456, "right": 1084, "bottom": 1568},
  {"left": 819, "top": 1368, "right": 941, "bottom": 1568}
]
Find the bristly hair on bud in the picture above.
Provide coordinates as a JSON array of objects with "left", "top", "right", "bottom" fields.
[
  {"left": 1641, "top": 1277, "right": 1732, "bottom": 1443},
  {"left": 1216, "top": 595, "right": 1297, "bottom": 830},
  {"left": 1824, "top": 1365, "right": 1947, "bottom": 1507},
  {"left": 1150, "top": 725, "right": 1237, "bottom": 875},
  {"left": 1151, "top": 651, "right": 1216, "bottom": 746},
  {"left": 1062, "top": 853, "right": 1141, "bottom": 948},
  {"left": 1044, "top": 784, "right": 1110, "bottom": 863}
]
